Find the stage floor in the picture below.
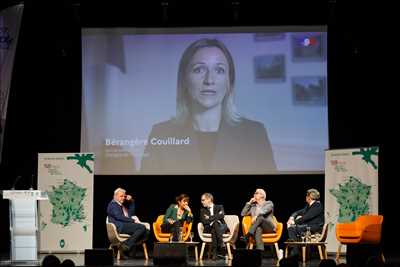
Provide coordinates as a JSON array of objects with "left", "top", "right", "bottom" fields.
[
  {"left": 2, "top": 249, "right": 399, "bottom": 266},
  {"left": 0, "top": 253, "right": 341, "bottom": 267},
  {"left": 5, "top": 251, "right": 400, "bottom": 267}
]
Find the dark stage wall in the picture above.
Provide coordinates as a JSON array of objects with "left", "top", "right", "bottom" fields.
[{"left": 0, "top": 0, "right": 395, "bottom": 255}]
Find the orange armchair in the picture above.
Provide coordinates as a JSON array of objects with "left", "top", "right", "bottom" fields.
[
  {"left": 153, "top": 215, "right": 193, "bottom": 242},
  {"left": 242, "top": 215, "right": 283, "bottom": 259},
  {"left": 336, "top": 215, "right": 384, "bottom": 261}
]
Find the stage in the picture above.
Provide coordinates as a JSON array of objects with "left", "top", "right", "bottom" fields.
[
  {"left": 2, "top": 253, "right": 400, "bottom": 267},
  {"left": 0, "top": 253, "right": 342, "bottom": 267}
]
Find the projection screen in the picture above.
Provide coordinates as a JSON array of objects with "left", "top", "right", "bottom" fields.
[{"left": 81, "top": 26, "right": 328, "bottom": 175}]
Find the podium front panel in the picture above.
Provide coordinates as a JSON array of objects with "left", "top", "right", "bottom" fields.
[{"left": 10, "top": 199, "right": 38, "bottom": 261}]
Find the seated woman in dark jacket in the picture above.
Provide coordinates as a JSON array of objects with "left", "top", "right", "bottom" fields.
[{"left": 161, "top": 194, "right": 193, "bottom": 241}]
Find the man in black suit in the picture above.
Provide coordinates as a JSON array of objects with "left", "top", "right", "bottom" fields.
[
  {"left": 286, "top": 188, "right": 324, "bottom": 257},
  {"left": 200, "top": 193, "right": 228, "bottom": 260}
]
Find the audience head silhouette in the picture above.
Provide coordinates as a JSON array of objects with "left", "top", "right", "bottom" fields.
[
  {"left": 279, "top": 257, "right": 299, "bottom": 267},
  {"left": 318, "top": 259, "right": 337, "bottom": 267},
  {"left": 41, "top": 255, "right": 61, "bottom": 267},
  {"left": 60, "top": 259, "right": 75, "bottom": 267}
]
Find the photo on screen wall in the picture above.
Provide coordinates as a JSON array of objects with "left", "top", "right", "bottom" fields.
[
  {"left": 254, "top": 32, "right": 285, "bottom": 42},
  {"left": 292, "top": 76, "right": 327, "bottom": 106},
  {"left": 291, "top": 33, "right": 326, "bottom": 61},
  {"left": 253, "top": 54, "right": 285, "bottom": 82}
]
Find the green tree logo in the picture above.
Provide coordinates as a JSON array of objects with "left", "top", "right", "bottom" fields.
[
  {"left": 352, "top": 147, "right": 378, "bottom": 170},
  {"left": 66, "top": 154, "right": 94, "bottom": 173}
]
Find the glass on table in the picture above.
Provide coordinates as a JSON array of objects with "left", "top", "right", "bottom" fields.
[
  {"left": 300, "top": 232, "right": 306, "bottom": 243},
  {"left": 179, "top": 227, "right": 184, "bottom": 241},
  {"left": 189, "top": 232, "right": 194, "bottom": 242},
  {"left": 314, "top": 233, "right": 321, "bottom": 241},
  {"left": 306, "top": 227, "right": 311, "bottom": 242}
]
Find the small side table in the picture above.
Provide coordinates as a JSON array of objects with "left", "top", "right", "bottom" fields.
[
  {"left": 284, "top": 241, "right": 327, "bottom": 264},
  {"left": 184, "top": 241, "right": 200, "bottom": 262}
]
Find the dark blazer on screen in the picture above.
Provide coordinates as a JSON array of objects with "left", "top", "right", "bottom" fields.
[{"left": 141, "top": 118, "right": 276, "bottom": 174}]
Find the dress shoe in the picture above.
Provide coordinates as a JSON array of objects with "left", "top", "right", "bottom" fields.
[
  {"left": 218, "top": 246, "right": 227, "bottom": 256},
  {"left": 120, "top": 243, "right": 130, "bottom": 252},
  {"left": 217, "top": 254, "right": 226, "bottom": 259},
  {"left": 118, "top": 252, "right": 128, "bottom": 260},
  {"left": 211, "top": 250, "right": 218, "bottom": 261},
  {"left": 118, "top": 243, "right": 131, "bottom": 260},
  {"left": 128, "top": 247, "right": 136, "bottom": 258},
  {"left": 240, "top": 234, "right": 251, "bottom": 243},
  {"left": 118, "top": 247, "right": 129, "bottom": 260}
]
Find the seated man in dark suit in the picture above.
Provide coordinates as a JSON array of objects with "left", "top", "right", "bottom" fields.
[
  {"left": 200, "top": 193, "right": 228, "bottom": 260},
  {"left": 286, "top": 188, "right": 324, "bottom": 257},
  {"left": 107, "top": 188, "right": 147, "bottom": 259}
]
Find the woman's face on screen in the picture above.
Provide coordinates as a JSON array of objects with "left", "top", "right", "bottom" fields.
[{"left": 185, "top": 46, "right": 229, "bottom": 110}]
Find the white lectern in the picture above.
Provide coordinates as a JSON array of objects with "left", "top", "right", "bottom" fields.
[{"left": 2, "top": 190, "right": 48, "bottom": 262}]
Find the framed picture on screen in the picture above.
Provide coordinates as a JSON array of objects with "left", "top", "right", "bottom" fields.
[
  {"left": 253, "top": 54, "right": 286, "bottom": 82},
  {"left": 292, "top": 76, "right": 327, "bottom": 106}
]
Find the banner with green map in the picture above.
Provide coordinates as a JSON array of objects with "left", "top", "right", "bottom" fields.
[
  {"left": 325, "top": 147, "right": 379, "bottom": 253},
  {"left": 38, "top": 153, "right": 94, "bottom": 252}
]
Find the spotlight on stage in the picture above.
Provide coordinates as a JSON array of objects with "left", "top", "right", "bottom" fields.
[
  {"left": 161, "top": 1, "right": 168, "bottom": 23},
  {"left": 232, "top": 1, "right": 240, "bottom": 22}
]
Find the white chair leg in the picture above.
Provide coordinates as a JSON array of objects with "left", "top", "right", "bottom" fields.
[
  {"left": 285, "top": 245, "right": 289, "bottom": 258},
  {"left": 199, "top": 242, "right": 206, "bottom": 260},
  {"left": 336, "top": 244, "right": 342, "bottom": 262},
  {"left": 318, "top": 245, "right": 324, "bottom": 260},
  {"left": 274, "top": 243, "right": 280, "bottom": 260},
  {"left": 227, "top": 243, "right": 232, "bottom": 260}
]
